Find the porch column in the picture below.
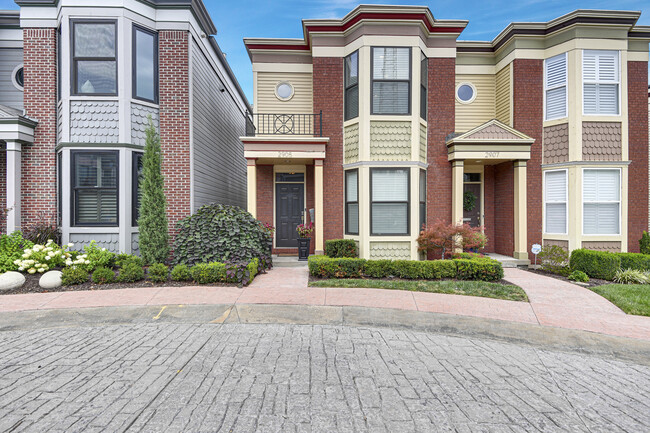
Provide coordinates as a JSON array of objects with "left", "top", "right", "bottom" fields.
[
  {"left": 247, "top": 159, "right": 257, "bottom": 218},
  {"left": 451, "top": 160, "right": 464, "bottom": 225},
  {"left": 314, "top": 160, "right": 324, "bottom": 254},
  {"left": 513, "top": 160, "right": 528, "bottom": 260},
  {"left": 5, "top": 141, "right": 21, "bottom": 233}
]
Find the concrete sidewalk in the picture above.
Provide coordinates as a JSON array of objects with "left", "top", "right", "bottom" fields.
[{"left": 1, "top": 267, "right": 649, "bottom": 341}]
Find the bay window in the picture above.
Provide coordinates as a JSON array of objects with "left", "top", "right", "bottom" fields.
[
  {"left": 419, "top": 170, "right": 426, "bottom": 230},
  {"left": 72, "top": 20, "right": 117, "bottom": 95},
  {"left": 371, "top": 168, "right": 409, "bottom": 235},
  {"left": 344, "top": 51, "right": 359, "bottom": 120},
  {"left": 544, "top": 169, "right": 567, "bottom": 234},
  {"left": 72, "top": 151, "right": 118, "bottom": 226},
  {"left": 133, "top": 25, "right": 158, "bottom": 103},
  {"left": 544, "top": 53, "right": 567, "bottom": 120},
  {"left": 583, "top": 169, "right": 620, "bottom": 235},
  {"left": 371, "top": 47, "right": 411, "bottom": 115},
  {"left": 345, "top": 169, "right": 359, "bottom": 235},
  {"left": 583, "top": 50, "right": 619, "bottom": 115},
  {"left": 420, "top": 52, "right": 427, "bottom": 119}
]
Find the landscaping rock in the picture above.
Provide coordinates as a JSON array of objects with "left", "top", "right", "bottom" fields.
[
  {"left": 40, "top": 270, "right": 63, "bottom": 289},
  {"left": 0, "top": 271, "right": 26, "bottom": 291}
]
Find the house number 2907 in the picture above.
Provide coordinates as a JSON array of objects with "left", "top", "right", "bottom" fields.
[
  {"left": 485, "top": 151, "right": 500, "bottom": 158},
  {"left": 278, "top": 151, "right": 292, "bottom": 158}
]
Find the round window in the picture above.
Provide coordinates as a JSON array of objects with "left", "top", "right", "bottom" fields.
[
  {"left": 456, "top": 83, "right": 476, "bottom": 104},
  {"left": 11, "top": 65, "right": 24, "bottom": 91},
  {"left": 275, "top": 82, "right": 294, "bottom": 101}
]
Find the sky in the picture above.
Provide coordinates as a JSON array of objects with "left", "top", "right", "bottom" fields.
[{"left": 1, "top": 0, "right": 648, "bottom": 104}]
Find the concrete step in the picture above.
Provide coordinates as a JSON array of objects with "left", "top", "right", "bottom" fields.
[{"left": 272, "top": 256, "right": 308, "bottom": 268}]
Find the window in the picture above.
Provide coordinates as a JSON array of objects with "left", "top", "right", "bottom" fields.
[
  {"left": 420, "top": 52, "right": 427, "bottom": 119},
  {"left": 344, "top": 51, "right": 359, "bottom": 120},
  {"left": 72, "top": 151, "right": 118, "bottom": 226},
  {"left": 544, "top": 170, "right": 567, "bottom": 234},
  {"left": 133, "top": 25, "right": 158, "bottom": 103},
  {"left": 419, "top": 170, "right": 426, "bottom": 230},
  {"left": 544, "top": 53, "right": 567, "bottom": 120},
  {"left": 371, "top": 168, "right": 409, "bottom": 235},
  {"left": 583, "top": 169, "right": 620, "bottom": 235},
  {"left": 371, "top": 47, "right": 410, "bottom": 115},
  {"left": 345, "top": 169, "right": 359, "bottom": 235},
  {"left": 72, "top": 20, "right": 117, "bottom": 95},
  {"left": 583, "top": 50, "right": 619, "bottom": 115},
  {"left": 275, "top": 82, "right": 293, "bottom": 101},
  {"left": 11, "top": 65, "right": 24, "bottom": 90},
  {"left": 132, "top": 153, "right": 143, "bottom": 226},
  {"left": 456, "top": 83, "right": 476, "bottom": 104}
]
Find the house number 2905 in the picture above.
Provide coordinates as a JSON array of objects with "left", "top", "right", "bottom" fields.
[
  {"left": 485, "top": 151, "right": 500, "bottom": 158},
  {"left": 278, "top": 151, "right": 292, "bottom": 158}
]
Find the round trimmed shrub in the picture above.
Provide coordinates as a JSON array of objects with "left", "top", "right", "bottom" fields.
[
  {"left": 172, "top": 204, "right": 271, "bottom": 270},
  {"left": 148, "top": 263, "right": 169, "bottom": 283},
  {"left": 61, "top": 266, "right": 89, "bottom": 286},
  {"left": 171, "top": 264, "right": 192, "bottom": 282},
  {"left": 92, "top": 267, "right": 115, "bottom": 284},
  {"left": 117, "top": 262, "right": 145, "bottom": 283}
]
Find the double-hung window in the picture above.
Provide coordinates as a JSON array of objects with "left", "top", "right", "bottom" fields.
[
  {"left": 72, "top": 20, "right": 117, "bottom": 95},
  {"left": 345, "top": 170, "right": 359, "bottom": 235},
  {"left": 371, "top": 47, "right": 411, "bottom": 115},
  {"left": 544, "top": 170, "right": 567, "bottom": 234},
  {"left": 72, "top": 151, "right": 119, "bottom": 226},
  {"left": 344, "top": 51, "right": 359, "bottom": 120},
  {"left": 133, "top": 25, "right": 158, "bottom": 103},
  {"left": 420, "top": 52, "right": 427, "bottom": 119},
  {"left": 371, "top": 168, "right": 409, "bottom": 235},
  {"left": 583, "top": 50, "right": 619, "bottom": 115},
  {"left": 419, "top": 170, "right": 426, "bottom": 230},
  {"left": 132, "top": 153, "right": 143, "bottom": 226},
  {"left": 544, "top": 53, "right": 567, "bottom": 120},
  {"left": 583, "top": 169, "right": 620, "bottom": 235}
]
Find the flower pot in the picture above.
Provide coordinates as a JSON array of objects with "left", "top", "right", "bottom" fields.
[{"left": 298, "top": 237, "right": 311, "bottom": 261}]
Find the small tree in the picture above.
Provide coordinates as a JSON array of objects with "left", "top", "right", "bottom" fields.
[
  {"left": 417, "top": 221, "right": 486, "bottom": 259},
  {"left": 138, "top": 117, "right": 169, "bottom": 264}
]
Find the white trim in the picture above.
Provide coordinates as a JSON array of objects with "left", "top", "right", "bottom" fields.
[
  {"left": 543, "top": 52, "right": 567, "bottom": 121},
  {"left": 543, "top": 168, "right": 568, "bottom": 235},
  {"left": 10, "top": 63, "right": 24, "bottom": 92},
  {"left": 455, "top": 82, "right": 476, "bottom": 104},
  {"left": 581, "top": 167, "right": 622, "bottom": 236}
]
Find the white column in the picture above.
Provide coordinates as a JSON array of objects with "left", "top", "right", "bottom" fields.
[
  {"left": 247, "top": 159, "right": 257, "bottom": 218},
  {"left": 314, "top": 160, "right": 324, "bottom": 254},
  {"left": 513, "top": 160, "right": 528, "bottom": 260},
  {"left": 5, "top": 141, "right": 21, "bottom": 233},
  {"left": 451, "top": 160, "right": 464, "bottom": 226}
]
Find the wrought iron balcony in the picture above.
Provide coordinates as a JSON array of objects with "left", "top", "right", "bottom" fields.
[{"left": 245, "top": 112, "right": 323, "bottom": 137}]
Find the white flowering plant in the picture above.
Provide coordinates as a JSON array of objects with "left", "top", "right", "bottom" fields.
[{"left": 13, "top": 239, "right": 76, "bottom": 274}]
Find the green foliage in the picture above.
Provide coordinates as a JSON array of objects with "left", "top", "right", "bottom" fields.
[
  {"left": 433, "top": 260, "right": 458, "bottom": 279},
  {"left": 15, "top": 240, "right": 71, "bottom": 274},
  {"left": 454, "top": 258, "right": 504, "bottom": 282},
  {"left": 172, "top": 203, "right": 272, "bottom": 270},
  {"left": 537, "top": 245, "right": 570, "bottom": 276},
  {"left": 618, "top": 253, "right": 650, "bottom": 272},
  {"left": 567, "top": 270, "right": 589, "bottom": 283},
  {"left": 148, "top": 263, "right": 169, "bottom": 283},
  {"left": 324, "top": 239, "right": 358, "bottom": 258},
  {"left": 363, "top": 260, "right": 394, "bottom": 278},
  {"left": 115, "top": 254, "right": 144, "bottom": 269},
  {"left": 61, "top": 266, "right": 89, "bottom": 286},
  {"left": 116, "top": 262, "right": 145, "bottom": 283},
  {"left": 170, "top": 264, "right": 192, "bottom": 282},
  {"left": 569, "top": 249, "right": 621, "bottom": 281},
  {"left": 190, "top": 262, "right": 226, "bottom": 284},
  {"left": 224, "top": 259, "right": 259, "bottom": 286},
  {"left": 613, "top": 268, "right": 650, "bottom": 285},
  {"left": 92, "top": 267, "right": 115, "bottom": 284},
  {"left": 22, "top": 212, "right": 61, "bottom": 245},
  {"left": 308, "top": 256, "right": 366, "bottom": 278},
  {"left": 0, "top": 231, "right": 33, "bottom": 273},
  {"left": 138, "top": 118, "right": 169, "bottom": 265},
  {"left": 309, "top": 257, "right": 469, "bottom": 280},
  {"left": 589, "top": 284, "right": 650, "bottom": 316},
  {"left": 82, "top": 241, "right": 116, "bottom": 271},
  {"left": 640, "top": 231, "right": 650, "bottom": 255}
]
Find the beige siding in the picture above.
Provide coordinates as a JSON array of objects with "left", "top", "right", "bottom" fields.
[
  {"left": 344, "top": 123, "right": 360, "bottom": 163},
  {"left": 495, "top": 64, "right": 511, "bottom": 126},
  {"left": 369, "top": 121, "right": 412, "bottom": 161},
  {"left": 256, "top": 71, "right": 313, "bottom": 114},
  {"left": 419, "top": 123, "right": 427, "bottom": 163},
  {"left": 369, "top": 242, "right": 411, "bottom": 259},
  {"left": 455, "top": 74, "right": 496, "bottom": 132}
]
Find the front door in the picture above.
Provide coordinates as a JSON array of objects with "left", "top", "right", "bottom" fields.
[
  {"left": 276, "top": 183, "right": 305, "bottom": 247},
  {"left": 463, "top": 183, "right": 481, "bottom": 227}
]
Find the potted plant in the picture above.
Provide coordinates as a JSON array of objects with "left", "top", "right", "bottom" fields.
[
  {"left": 296, "top": 222, "right": 314, "bottom": 261},
  {"left": 262, "top": 223, "right": 275, "bottom": 255}
]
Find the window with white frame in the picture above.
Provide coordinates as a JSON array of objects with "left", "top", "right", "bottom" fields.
[
  {"left": 371, "top": 47, "right": 411, "bottom": 115},
  {"left": 544, "top": 170, "right": 567, "bottom": 234},
  {"left": 583, "top": 169, "right": 620, "bottom": 235},
  {"left": 371, "top": 168, "right": 409, "bottom": 235},
  {"left": 544, "top": 53, "right": 567, "bottom": 120},
  {"left": 583, "top": 50, "right": 619, "bottom": 115},
  {"left": 345, "top": 169, "right": 359, "bottom": 235}
]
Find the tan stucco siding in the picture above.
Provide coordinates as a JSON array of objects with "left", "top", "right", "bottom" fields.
[
  {"left": 369, "top": 121, "right": 412, "bottom": 161},
  {"left": 455, "top": 74, "right": 496, "bottom": 132},
  {"left": 495, "top": 64, "right": 511, "bottom": 126},
  {"left": 582, "top": 122, "right": 622, "bottom": 161},
  {"left": 255, "top": 71, "right": 313, "bottom": 114}
]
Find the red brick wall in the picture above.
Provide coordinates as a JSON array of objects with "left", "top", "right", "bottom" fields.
[
  {"left": 483, "top": 165, "right": 495, "bottom": 252},
  {"left": 313, "top": 57, "right": 344, "bottom": 241},
  {"left": 256, "top": 164, "right": 273, "bottom": 227},
  {"left": 159, "top": 30, "right": 191, "bottom": 240},
  {"left": 0, "top": 150, "right": 5, "bottom": 231},
  {"left": 494, "top": 162, "right": 514, "bottom": 255},
  {"left": 22, "top": 28, "right": 58, "bottom": 228},
  {"left": 627, "top": 61, "right": 649, "bottom": 252},
  {"left": 512, "top": 59, "right": 544, "bottom": 260}
]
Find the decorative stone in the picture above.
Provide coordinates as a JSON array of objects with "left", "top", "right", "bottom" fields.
[
  {"left": 39, "top": 270, "right": 63, "bottom": 289},
  {"left": 0, "top": 271, "right": 26, "bottom": 291}
]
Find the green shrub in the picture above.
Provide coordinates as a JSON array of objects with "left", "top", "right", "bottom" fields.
[
  {"left": 454, "top": 258, "right": 504, "bottom": 282},
  {"left": 116, "top": 262, "right": 145, "bottom": 283},
  {"left": 22, "top": 213, "right": 61, "bottom": 245},
  {"left": 363, "top": 260, "right": 394, "bottom": 278},
  {"left": 618, "top": 253, "right": 650, "bottom": 272},
  {"left": 224, "top": 259, "right": 258, "bottom": 286},
  {"left": 308, "top": 256, "right": 366, "bottom": 278},
  {"left": 569, "top": 249, "right": 621, "bottom": 281},
  {"left": 61, "top": 266, "right": 89, "bottom": 286},
  {"left": 190, "top": 262, "right": 226, "bottom": 284},
  {"left": 434, "top": 260, "right": 458, "bottom": 279},
  {"left": 324, "top": 239, "right": 358, "bottom": 258},
  {"left": 173, "top": 204, "right": 271, "bottom": 270},
  {"left": 92, "top": 267, "right": 115, "bottom": 284},
  {"left": 148, "top": 263, "right": 169, "bottom": 283},
  {"left": 640, "top": 231, "right": 650, "bottom": 255},
  {"left": 115, "top": 254, "right": 144, "bottom": 269},
  {"left": 0, "top": 231, "right": 33, "bottom": 273},
  {"left": 170, "top": 264, "right": 192, "bottom": 282},
  {"left": 613, "top": 268, "right": 650, "bottom": 285},
  {"left": 309, "top": 257, "right": 459, "bottom": 280},
  {"left": 537, "top": 245, "right": 569, "bottom": 276},
  {"left": 567, "top": 270, "right": 589, "bottom": 283},
  {"left": 82, "top": 240, "right": 116, "bottom": 271},
  {"left": 247, "top": 258, "right": 259, "bottom": 279}
]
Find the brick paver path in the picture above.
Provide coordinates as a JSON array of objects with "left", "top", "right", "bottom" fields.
[{"left": 1, "top": 323, "right": 649, "bottom": 432}]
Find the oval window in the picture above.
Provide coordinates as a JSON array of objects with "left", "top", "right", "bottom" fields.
[
  {"left": 275, "top": 82, "right": 294, "bottom": 101},
  {"left": 12, "top": 65, "right": 24, "bottom": 90},
  {"left": 456, "top": 83, "right": 476, "bottom": 103}
]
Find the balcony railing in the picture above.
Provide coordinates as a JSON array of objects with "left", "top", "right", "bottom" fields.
[{"left": 246, "top": 112, "right": 323, "bottom": 137}]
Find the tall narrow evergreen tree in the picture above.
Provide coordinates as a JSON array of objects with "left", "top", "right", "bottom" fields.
[{"left": 138, "top": 117, "right": 169, "bottom": 264}]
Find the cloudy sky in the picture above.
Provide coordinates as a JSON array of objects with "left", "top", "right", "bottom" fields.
[{"left": 1, "top": 0, "right": 648, "bottom": 104}]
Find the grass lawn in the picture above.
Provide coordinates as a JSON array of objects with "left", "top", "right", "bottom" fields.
[
  {"left": 308, "top": 279, "right": 528, "bottom": 302},
  {"left": 588, "top": 284, "right": 650, "bottom": 317}
]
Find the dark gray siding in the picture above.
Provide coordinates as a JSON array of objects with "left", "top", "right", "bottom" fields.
[
  {"left": 191, "top": 39, "right": 247, "bottom": 210},
  {"left": 0, "top": 48, "right": 24, "bottom": 110}
]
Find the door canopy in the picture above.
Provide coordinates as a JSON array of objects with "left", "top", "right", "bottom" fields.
[{"left": 446, "top": 119, "right": 533, "bottom": 163}]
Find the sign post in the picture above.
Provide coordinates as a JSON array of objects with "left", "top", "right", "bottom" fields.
[{"left": 531, "top": 243, "right": 541, "bottom": 268}]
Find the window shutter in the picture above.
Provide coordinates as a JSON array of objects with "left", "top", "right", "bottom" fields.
[
  {"left": 545, "top": 54, "right": 566, "bottom": 120},
  {"left": 583, "top": 50, "right": 619, "bottom": 115},
  {"left": 583, "top": 169, "right": 620, "bottom": 234},
  {"left": 544, "top": 170, "right": 566, "bottom": 233},
  {"left": 545, "top": 54, "right": 566, "bottom": 88},
  {"left": 372, "top": 169, "right": 408, "bottom": 201},
  {"left": 346, "top": 170, "right": 358, "bottom": 202},
  {"left": 373, "top": 48, "right": 410, "bottom": 80}
]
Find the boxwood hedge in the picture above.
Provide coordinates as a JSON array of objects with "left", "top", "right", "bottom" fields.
[{"left": 569, "top": 249, "right": 620, "bottom": 281}]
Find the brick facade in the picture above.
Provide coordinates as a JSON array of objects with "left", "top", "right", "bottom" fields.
[
  {"left": 483, "top": 165, "right": 495, "bottom": 252},
  {"left": 627, "top": 61, "right": 649, "bottom": 252},
  {"left": 313, "top": 57, "right": 344, "bottom": 242},
  {"left": 159, "top": 30, "right": 191, "bottom": 240},
  {"left": 256, "top": 164, "right": 273, "bottom": 229},
  {"left": 22, "top": 28, "right": 58, "bottom": 228},
  {"left": 493, "top": 162, "right": 514, "bottom": 255}
]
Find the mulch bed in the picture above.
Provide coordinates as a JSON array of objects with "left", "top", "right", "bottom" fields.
[{"left": 526, "top": 268, "right": 609, "bottom": 287}]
